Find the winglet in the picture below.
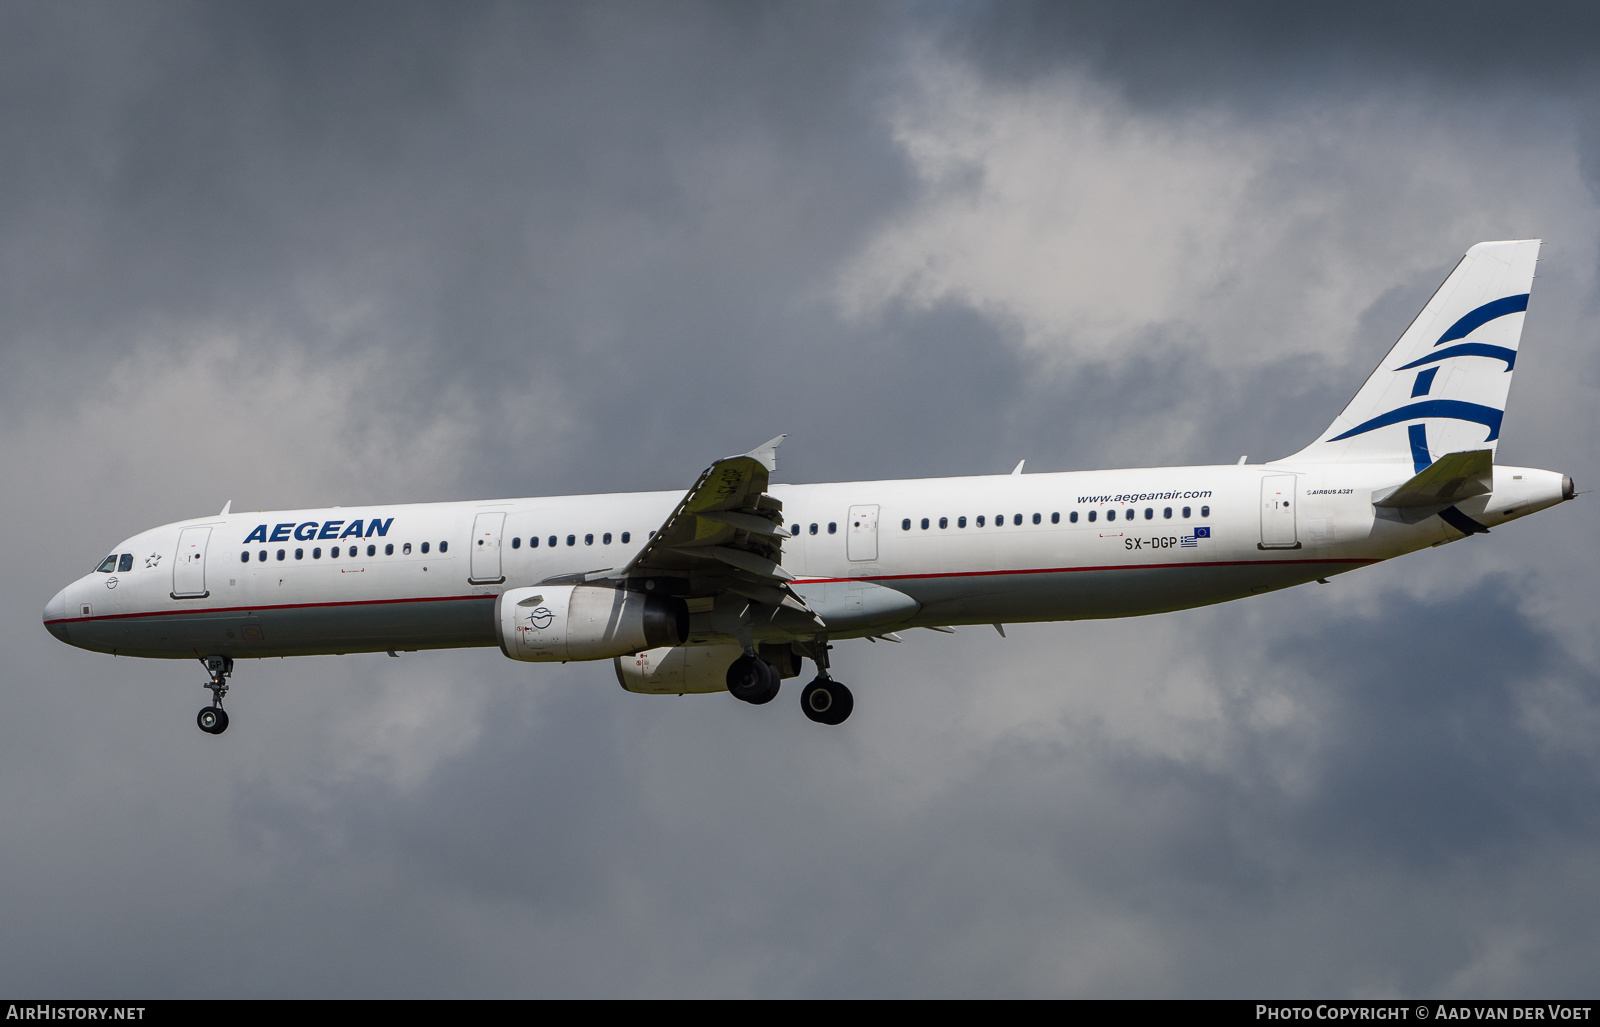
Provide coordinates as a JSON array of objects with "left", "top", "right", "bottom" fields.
[
  {"left": 1011, "top": 460, "right": 1025, "bottom": 476},
  {"left": 220, "top": 500, "right": 232, "bottom": 515},
  {"left": 739, "top": 435, "right": 786, "bottom": 473}
]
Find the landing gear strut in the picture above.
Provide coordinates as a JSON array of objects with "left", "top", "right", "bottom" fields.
[{"left": 196, "top": 655, "right": 233, "bottom": 735}]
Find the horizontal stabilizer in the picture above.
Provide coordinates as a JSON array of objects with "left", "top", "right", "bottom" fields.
[{"left": 1373, "top": 449, "right": 1493, "bottom": 508}]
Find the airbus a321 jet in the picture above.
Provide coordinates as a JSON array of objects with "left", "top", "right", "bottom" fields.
[{"left": 43, "top": 241, "right": 1576, "bottom": 734}]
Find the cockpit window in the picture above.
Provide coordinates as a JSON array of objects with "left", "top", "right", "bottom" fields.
[
  {"left": 118, "top": 553, "right": 133, "bottom": 572},
  {"left": 96, "top": 555, "right": 118, "bottom": 573}
]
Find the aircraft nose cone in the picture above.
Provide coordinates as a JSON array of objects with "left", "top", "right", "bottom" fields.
[{"left": 43, "top": 587, "right": 70, "bottom": 643}]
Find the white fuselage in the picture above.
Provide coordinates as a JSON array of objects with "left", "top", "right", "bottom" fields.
[{"left": 42, "top": 461, "right": 1570, "bottom": 661}]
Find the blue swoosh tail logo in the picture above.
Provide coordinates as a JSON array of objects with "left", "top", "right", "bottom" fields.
[
  {"left": 1327, "top": 400, "right": 1503, "bottom": 443},
  {"left": 1396, "top": 342, "right": 1517, "bottom": 372},
  {"left": 1435, "top": 294, "right": 1527, "bottom": 347}
]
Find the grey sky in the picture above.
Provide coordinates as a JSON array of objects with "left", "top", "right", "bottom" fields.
[{"left": 4, "top": 1, "right": 1599, "bottom": 997}]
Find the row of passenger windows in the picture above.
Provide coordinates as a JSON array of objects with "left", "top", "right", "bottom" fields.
[
  {"left": 790, "top": 523, "right": 837, "bottom": 536},
  {"left": 901, "top": 506, "right": 1210, "bottom": 531},
  {"left": 509, "top": 532, "right": 632, "bottom": 548},
  {"left": 240, "top": 540, "right": 448, "bottom": 563},
  {"left": 241, "top": 532, "right": 650, "bottom": 564}
]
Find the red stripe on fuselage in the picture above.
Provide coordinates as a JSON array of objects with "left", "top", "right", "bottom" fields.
[{"left": 44, "top": 592, "right": 494, "bottom": 626}]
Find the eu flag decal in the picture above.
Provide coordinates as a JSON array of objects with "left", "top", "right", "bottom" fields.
[{"left": 1181, "top": 526, "right": 1210, "bottom": 548}]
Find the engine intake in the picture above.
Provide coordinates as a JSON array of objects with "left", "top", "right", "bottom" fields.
[{"left": 496, "top": 585, "right": 686, "bottom": 662}]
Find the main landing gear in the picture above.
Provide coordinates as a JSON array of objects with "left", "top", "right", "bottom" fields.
[
  {"left": 196, "top": 655, "right": 232, "bottom": 735},
  {"left": 799, "top": 677, "right": 853, "bottom": 726},
  {"left": 726, "top": 652, "right": 781, "bottom": 705},
  {"left": 727, "top": 643, "right": 854, "bottom": 725}
]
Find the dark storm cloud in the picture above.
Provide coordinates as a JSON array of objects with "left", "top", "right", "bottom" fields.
[
  {"left": 952, "top": 1, "right": 1600, "bottom": 103},
  {"left": 0, "top": 0, "right": 921, "bottom": 489}
]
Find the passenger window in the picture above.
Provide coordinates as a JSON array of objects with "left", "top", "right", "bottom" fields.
[
  {"left": 902, "top": 519, "right": 911, "bottom": 531},
  {"left": 348, "top": 546, "right": 356, "bottom": 557},
  {"left": 548, "top": 537, "right": 557, "bottom": 548},
  {"left": 793, "top": 524, "right": 802, "bottom": 535},
  {"left": 239, "top": 552, "right": 248, "bottom": 564},
  {"left": 809, "top": 524, "right": 818, "bottom": 535},
  {"left": 1013, "top": 514, "right": 1022, "bottom": 526},
  {"left": 995, "top": 513, "right": 1003, "bottom": 525},
  {"left": 1069, "top": 511, "right": 1078, "bottom": 523},
  {"left": 1182, "top": 506, "right": 1191, "bottom": 518},
  {"left": 330, "top": 546, "right": 339, "bottom": 559},
  {"left": 385, "top": 544, "right": 393, "bottom": 555},
  {"left": 585, "top": 534, "right": 594, "bottom": 546},
  {"left": 403, "top": 543, "right": 412, "bottom": 555},
  {"left": 828, "top": 522, "right": 837, "bottom": 534},
  {"left": 1032, "top": 513, "right": 1041, "bottom": 525},
  {"left": 1051, "top": 513, "right": 1059, "bottom": 524},
  {"left": 566, "top": 535, "right": 575, "bottom": 547},
  {"left": 939, "top": 517, "right": 947, "bottom": 529},
  {"left": 976, "top": 516, "right": 985, "bottom": 527},
  {"left": 440, "top": 541, "right": 448, "bottom": 553},
  {"left": 258, "top": 550, "right": 267, "bottom": 562},
  {"left": 1145, "top": 508, "right": 1153, "bottom": 520},
  {"left": 1201, "top": 506, "right": 1210, "bottom": 517},
  {"left": 530, "top": 537, "right": 538, "bottom": 548},
  {"left": 1108, "top": 509, "right": 1117, "bottom": 521},
  {"left": 367, "top": 544, "right": 376, "bottom": 556},
  {"left": 1088, "top": 510, "right": 1097, "bottom": 522},
  {"left": 958, "top": 516, "right": 967, "bottom": 528},
  {"left": 1164, "top": 507, "right": 1172, "bottom": 519},
  {"left": 97, "top": 555, "right": 118, "bottom": 573},
  {"left": 296, "top": 549, "right": 304, "bottom": 560},
  {"left": 277, "top": 549, "right": 286, "bottom": 561},
  {"left": 118, "top": 553, "right": 133, "bottom": 572},
  {"left": 603, "top": 533, "right": 612, "bottom": 545},
  {"left": 511, "top": 537, "right": 521, "bottom": 549},
  {"left": 920, "top": 518, "right": 929, "bottom": 530},
  {"left": 313, "top": 547, "right": 322, "bottom": 559},
  {"left": 622, "top": 532, "right": 631, "bottom": 544}
]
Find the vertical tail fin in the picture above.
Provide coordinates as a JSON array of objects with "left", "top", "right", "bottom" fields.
[{"left": 1283, "top": 240, "right": 1540, "bottom": 469}]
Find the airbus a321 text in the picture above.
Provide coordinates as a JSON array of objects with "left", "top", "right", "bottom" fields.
[{"left": 44, "top": 241, "right": 1576, "bottom": 733}]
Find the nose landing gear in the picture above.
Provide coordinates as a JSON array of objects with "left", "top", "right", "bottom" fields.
[{"left": 196, "top": 655, "right": 233, "bottom": 735}]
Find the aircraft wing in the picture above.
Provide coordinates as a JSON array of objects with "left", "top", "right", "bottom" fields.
[{"left": 557, "top": 436, "right": 819, "bottom": 621}]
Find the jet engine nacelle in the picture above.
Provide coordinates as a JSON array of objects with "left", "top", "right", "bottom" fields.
[
  {"left": 496, "top": 585, "right": 687, "bottom": 662},
  {"left": 614, "top": 643, "right": 803, "bottom": 694},
  {"left": 615, "top": 644, "right": 743, "bottom": 694}
]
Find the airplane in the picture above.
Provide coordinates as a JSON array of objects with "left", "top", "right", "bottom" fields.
[{"left": 42, "top": 240, "right": 1575, "bottom": 734}]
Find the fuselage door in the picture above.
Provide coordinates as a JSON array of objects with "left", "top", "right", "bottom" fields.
[
  {"left": 172, "top": 526, "right": 212, "bottom": 598},
  {"left": 847, "top": 504, "right": 879, "bottom": 561},
  {"left": 469, "top": 511, "right": 507, "bottom": 584},
  {"left": 1259, "top": 474, "right": 1301, "bottom": 550}
]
